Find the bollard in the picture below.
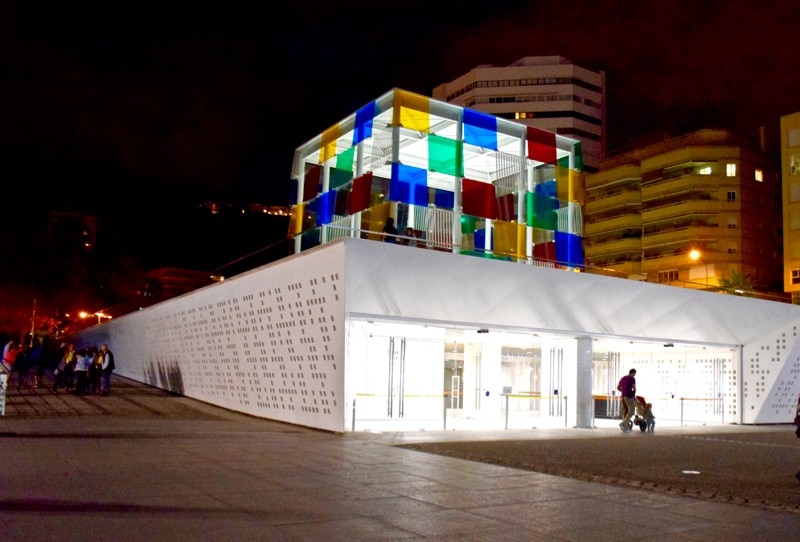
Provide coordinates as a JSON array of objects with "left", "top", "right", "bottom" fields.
[
  {"left": 443, "top": 394, "right": 447, "bottom": 431},
  {"left": 0, "top": 373, "right": 6, "bottom": 416},
  {"left": 351, "top": 398, "right": 356, "bottom": 432},
  {"left": 564, "top": 396, "right": 568, "bottom": 427}
]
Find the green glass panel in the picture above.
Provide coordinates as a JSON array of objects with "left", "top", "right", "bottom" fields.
[
  {"left": 428, "top": 134, "right": 463, "bottom": 177},
  {"left": 329, "top": 167, "right": 353, "bottom": 190},
  {"left": 336, "top": 146, "right": 355, "bottom": 173},
  {"left": 526, "top": 192, "right": 557, "bottom": 230},
  {"left": 460, "top": 214, "right": 477, "bottom": 234},
  {"left": 573, "top": 141, "right": 583, "bottom": 172}
]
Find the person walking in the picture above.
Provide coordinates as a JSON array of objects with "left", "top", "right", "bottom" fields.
[
  {"left": 13, "top": 343, "right": 31, "bottom": 390},
  {"left": 29, "top": 338, "right": 45, "bottom": 388},
  {"left": 2, "top": 339, "right": 19, "bottom": 373},
  {"left": 617, "top": 368, "right": 637, "bottom": 432},
  {"left": 89, "top": 348, "right": 103, "bottom": 395},
  {"left": 99, "top": 343, "right": 115, "bottom": 396},
  {"left": 52, "top": 343, "right": 68, "bottom": 392},
  {"left": 2, "top": 338, "right": 17, "bottom": 370},
  {"left": 795, "top": 395, "right": 800, "bottom": 483},
  {"left": 63, "top": 343, "right": 76, "bottom": 391},
  {"left": 73, "top": 347, "right": 91, "bottom": 395}
]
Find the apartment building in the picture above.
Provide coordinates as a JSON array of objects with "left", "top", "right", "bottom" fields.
[
  {"left": 584, "top": 129, "right": 782, "bottom": 293},
  {"left": 433, "top": 56, "right": 605, "bottom": 173},
  {"left": 781, "top": 112, "right": 800, "bottom": 302}
]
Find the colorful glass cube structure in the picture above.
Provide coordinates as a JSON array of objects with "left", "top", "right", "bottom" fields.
[{"left": 288, "top": 88, "right": 585, "bottom": 268}]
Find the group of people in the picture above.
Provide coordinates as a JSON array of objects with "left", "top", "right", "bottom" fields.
[
  {"left": 1, "top": 336, "right": 115, "bottom": 396},
  {"left": 381, "top": 217, "right": 419, "bottom": 247}
]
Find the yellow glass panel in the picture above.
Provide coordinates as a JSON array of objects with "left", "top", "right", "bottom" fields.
[
  {"left": 493, "top": 221, "right": 525, "bottom": 259},
  {"left": 393, "top": 89, "right": 430, "bottom": 132},
  {"left": 571, "top": 170, "right": 585, "bottom": 206},
  {"left": 320, "top": 124, "right": 343, "bottom": 164},
  {"left": 361, "top": 202, "right": 391, "bottom": 241},
  {"left": 556, "top": 165, "right": 585, "bottom": 205},
  {"left": 288, "top": 204, "right": 305, "bottom": 236}
]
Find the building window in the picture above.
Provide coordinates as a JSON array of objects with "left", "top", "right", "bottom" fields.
[
  {"left": 789, "top": 128, "right": 800, "bottom": 147},
  {"left": 728, "top": 243, "right": 738, "bottom": 254},
  {"left": 755, "top": 169, "right": 763, "bottom": 182},
  {"left": 728, "top": 217, "right": 738, "bottom": 228},
  {"left": 658, "top": 269, "right": 679, "bottom": 283},
  {"left": 726, "top": 163, "right": 737, "bottom": 176},
  {"left": 793, "top": 269, "right": 800, "bottom": 285},
  {"left": 791, "top": 155, "right": 800, "bottom": 175},
  {"left": 726, "top": 191, "right": 737, "bottom": 202},
  {"left": 698, "top": 166, "right": 712, "bottom": 175}
]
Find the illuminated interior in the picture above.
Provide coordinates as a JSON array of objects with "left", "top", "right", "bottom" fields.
[{"left": 288, "top": 88, "right": 586, "bottom": 267}]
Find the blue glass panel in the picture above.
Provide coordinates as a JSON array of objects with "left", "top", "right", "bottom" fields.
[
  {"left": 353, "top": 101, "right": 376, "bottom": 145},
  {"left": 555, "top": 231, "right": 584, "bottom": 269},
  {"left": 390, "top": 163, "right": 428, "bottom": 206},
  {"left": 474, "top": 228, "right": 492, "bottom": 251},
  {"left": 310, "top": 191, "right": 335, "bottom": 225},
  {"left": 434, "top": 188, "right": 454, "bottom": 209},
  {"left": 463, "top": 109, "right": 498, "bottom": 150},
  {"left": 535, "top": 180, "right": 557, "bottom": 198}
]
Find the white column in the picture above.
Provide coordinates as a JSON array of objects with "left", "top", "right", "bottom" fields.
[
  {"left": 452, "top": 113, "right": 463, "bottom": 254},
  {"left": 576, "top": 336, "right": 593, "bottom": 428}
]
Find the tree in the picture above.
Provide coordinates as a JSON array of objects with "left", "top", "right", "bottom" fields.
[{"left": 718, "top": 270, "right": 756, "bottom": 296}]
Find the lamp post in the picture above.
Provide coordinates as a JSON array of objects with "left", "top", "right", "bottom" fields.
[
  {"left": 689, "top": 249, "right": 708, "bottom": 287},
  {"left": 78, "top": 310, "right": 112, "bottom": 326}
]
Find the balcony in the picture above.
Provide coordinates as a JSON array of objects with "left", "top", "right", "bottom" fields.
[
  {"left": 585, "top": 190, "right": 640, "bottom": 214},
  {"left": 641, "top": 173, "right": 720, "bottom": 201},
  {"left": 584, "top": 237, "right": 642, "bottom": 256},
  {"left": 641, "top": 225, "right": 719, "bottom": 250},
  {"left": 642, "top": 200, "right": 722, "bottom": 223},
  {"left": 584, "top": 214, "right": 641, "bottom": 236},
  {"left": 585, "top": 164, "right": 640, "bottom": 190}
]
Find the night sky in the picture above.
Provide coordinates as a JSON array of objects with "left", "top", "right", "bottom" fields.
[{"left": 1, "top": 0, "right": 798, "bottom": 268}]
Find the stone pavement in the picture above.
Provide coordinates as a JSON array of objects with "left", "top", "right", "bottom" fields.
[{"left": 2, "top": 374, "right": 800, "bottom": 541}]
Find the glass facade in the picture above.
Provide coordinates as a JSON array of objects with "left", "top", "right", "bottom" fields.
[
  {"left": 345, "top": 321, "right": 734, "bottom": 431},
  {"left": 289, "top": 89, "right": 585, "bottom": 268}
]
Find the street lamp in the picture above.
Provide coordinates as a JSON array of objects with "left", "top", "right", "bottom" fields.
[
  {"left": 689, "top": 249, "right": 708, "bottom": 287},
  {"left": 78, "top": 310, "right": 112, "bottom": 325}
]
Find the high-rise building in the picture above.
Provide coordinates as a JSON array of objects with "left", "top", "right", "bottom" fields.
[
  {"left": 780, "top": 112, "right": 800, "bottom": 302},
  {"left": 433, "top": 56, "right": 605, "bottom": 173},
  {"left": 584, "top": 129, "right": 783, "bottom": 293}
]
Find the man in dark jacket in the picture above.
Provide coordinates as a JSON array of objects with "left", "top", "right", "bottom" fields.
[
  {"left": 99, "top": 344, "right": 115, "bottom": 396},
  {"left": 617, "top": 368, "right": 637, "bottom": 432}
]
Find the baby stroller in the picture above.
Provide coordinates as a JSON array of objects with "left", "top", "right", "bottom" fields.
[{"left": 622, "top": 395, "right": 648, "bottom": 432}]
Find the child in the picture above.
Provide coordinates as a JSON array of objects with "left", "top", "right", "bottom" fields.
[{"left": 644, "top": 402, "right": 656, "bottom": 432}]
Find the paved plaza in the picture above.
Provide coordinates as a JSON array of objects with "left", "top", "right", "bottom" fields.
[{"left": 2, "top": 375, "right": 800, "bottom": 541}]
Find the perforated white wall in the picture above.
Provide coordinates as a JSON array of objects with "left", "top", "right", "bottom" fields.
[
  {"left": 78, "top": 242, "right": 347, "bottom": 432},
  {"left": 742, "top": 323, "right": 800, "bottom": 424},
  {"left": 74, "top": 237, "right": 800, "bottom": 431}
]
